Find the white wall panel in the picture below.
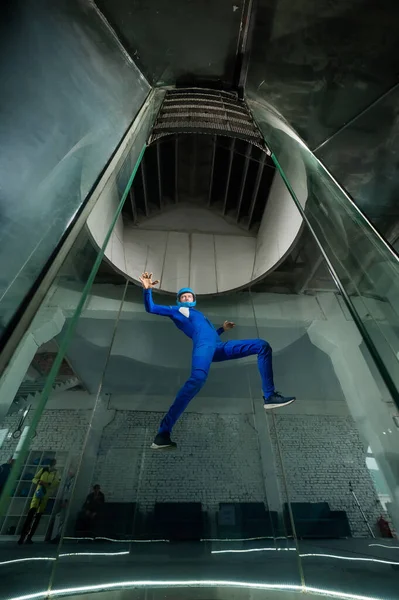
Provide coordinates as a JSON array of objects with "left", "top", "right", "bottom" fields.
[
  {"left": 190, "top": 233, "right": 217, "bottom": 293},
  {"left": 124, "top": 229, "right": 148, "bottom": 280},
  {"left": 161, "top": 232, "right": 190, "bottom": 292},
  {"left": 215, "top": 235, "right": 256, "bottom": 292}
]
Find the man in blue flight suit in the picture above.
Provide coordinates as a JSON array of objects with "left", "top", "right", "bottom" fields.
[{"left": 140, "top": 272, "right": 295, "bottom": 449}]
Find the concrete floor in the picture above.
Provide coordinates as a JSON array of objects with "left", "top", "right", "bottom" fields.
[{"left": 1, "top": 538, "right": 399, "bottom": 600}]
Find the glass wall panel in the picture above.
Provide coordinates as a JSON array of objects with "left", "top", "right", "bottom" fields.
[
  {"left": 316, "top": 83, "right": 399, "bottom": 237},
  {"left": 0, "top": 102, "right": 151, "bottom": 600},
  {"left": 246, "top": 0, "right": 399, "bottom": 148},
  {"left": 248, "top": 97, "right": 399, "bottom": 408},
  {"left": 49, "top": 285, "right": 303, "bottom": 593},
  {"left": 0, "top": 0, "right": 150, "bottom": 344},
  {"left": 256, "top": 258, "right": 399, "bottom": 600}
]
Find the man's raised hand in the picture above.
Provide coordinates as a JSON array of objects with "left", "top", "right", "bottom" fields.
[
  {"left": 139, "top": 272, "right": 160, "bottom": 289},
  {"left": 223, "top": 320, "right": 235, "bottom": 331}
]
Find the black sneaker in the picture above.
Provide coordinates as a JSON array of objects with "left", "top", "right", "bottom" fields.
[
  {"left": 263, "top": 392, "right": 296, "bottom": 410},
  {"left": 151, "top": 432, "right": 177, "bottom": 450}
]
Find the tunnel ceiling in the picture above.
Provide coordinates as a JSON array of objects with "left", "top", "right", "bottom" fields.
[
  {"left": 97, "top": 87, "right": 330, "bottom": 295},
  {"left": 93, "top": 0, "right": 399, "bottom": 240},
  {"left": 123, "top": 133, "right": 275, "bottom": 235},
  {"left": 123, "top": 89, "right": 275, "bottom": 234},
  {"left": 84, "top": 86, "right": 306, "bottom": 296},
  {"left": 88, "top": 1, "right": 398, "bottom": 290}
]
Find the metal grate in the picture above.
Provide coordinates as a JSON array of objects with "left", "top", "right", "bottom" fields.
[
  {"left": 122, "top": 88, "right": 275, "bottom": 234},
  {"left": 150, "top": 88, "right": 267, "bottom": 150}
]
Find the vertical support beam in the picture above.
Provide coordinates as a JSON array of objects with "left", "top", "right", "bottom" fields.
[
  {"left": 0, "top": 308, "right": 65, "bottom": 423},
  {"left": 247, "top": 153, "right": 265, "bottom": 229},
  {"left": 208, "top": 135, "right": 217, "bottom": 207},
  {"left": 189, "top": 134, "right": 198, "bottom": 199},
  {"left": 222, "top": 137, "right": 235, "bottom": 215},
  {"left": 233, "top": 0, "right": 256, "bottom": 98},
  {"left": 174, "top": 135, "right": 179, "bottom": 203},
  {"left": 308, "top": 293, "right": 399, "bottom": 534},
  {"left": 236, "top": 143, "right": 252, "bottom": 221},
  {"left": 129, "top": 188, "right": 137, "bottom": 224},
  {"left": 156, "top": 142, "right": 163, "bottom": 208},
  {"left": 141, "top": 160, "right": 149, "bottom": 217}
]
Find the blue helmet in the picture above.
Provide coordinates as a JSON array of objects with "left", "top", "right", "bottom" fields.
[{"left": 177, "top": 287, "right": 196, "bottom": 307}]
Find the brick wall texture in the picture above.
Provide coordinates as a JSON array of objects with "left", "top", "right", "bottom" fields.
[
  {"left": 1, "top": 408, "right": 387, "bottom": 537},
  {"left": 92, "top": 410, "right": 267, "bottom": 512},
  {"left": 0, "top": 410, "right": 91, "bottom": 465},
  {"left": 269, "top": 414, "right": 385, "bottom": 537},
  {"left": 93, "top": 411, "right": 387, "bottom": 536}
]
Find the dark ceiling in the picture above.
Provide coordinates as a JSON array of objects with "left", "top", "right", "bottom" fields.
[
  {"left": 95, "top": 0, "right": 399, "bottom": 238},
  {"left": 94, "top": 0, "right": 245, "bottom": 88}
]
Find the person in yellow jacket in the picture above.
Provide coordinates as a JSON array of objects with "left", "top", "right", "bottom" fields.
[{"left": 18, "top": 459, "right": 60, "bottom": 545}]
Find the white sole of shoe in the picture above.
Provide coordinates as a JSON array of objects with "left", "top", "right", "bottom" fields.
[
  {"left": 150, "top": 442, "right": 177, "bottom": 450},
  {"left": 264, "top": 398, "right": 296, "bottom": 410}
]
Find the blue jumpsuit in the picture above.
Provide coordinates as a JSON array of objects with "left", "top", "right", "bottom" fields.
[{"left": 144, "top": 289, "right": 275, "bottom": 433}]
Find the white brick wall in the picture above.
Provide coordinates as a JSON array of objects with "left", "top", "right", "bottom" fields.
[
  {"left": 0, "top": 409, "right": 92, "bottom": 464},
  {"left": 93, "top": 410, "right": 267, "bottom": 512},
  {"left": 269, "top": 414, "right": 385, "bottom": 537},
  {"left": 1, "top": 407, "right": 388, "bottom": 538}
]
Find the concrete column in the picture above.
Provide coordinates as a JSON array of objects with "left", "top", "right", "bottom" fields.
[
  {"left": 0, "top": 307, "right": 65, "bottom": 422},
  {"left": 308, "top": 293, "right": 399, "bottom": 531}
]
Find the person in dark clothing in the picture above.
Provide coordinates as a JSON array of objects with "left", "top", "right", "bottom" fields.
[
  {"left": 75, "top": 485, "right": 105, "bottom": 536},
  {"left": 83, "top": 484, "right": 105, "bottom": 521}
]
